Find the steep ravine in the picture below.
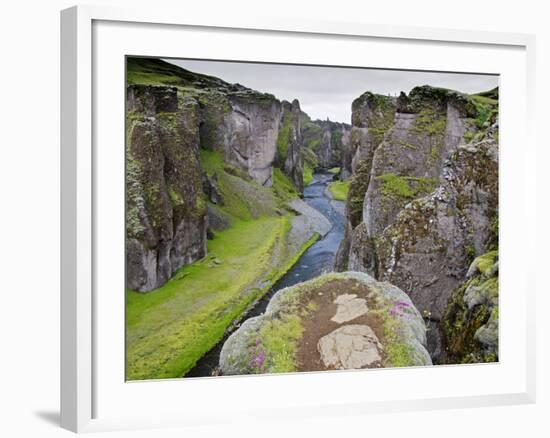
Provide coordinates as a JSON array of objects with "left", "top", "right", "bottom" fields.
[{"left": 186, "top": 172, "right": 345, "bottom": 377}]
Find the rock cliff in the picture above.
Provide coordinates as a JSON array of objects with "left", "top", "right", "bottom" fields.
[
  {"left": 126, "top": 58, "right": 305, "bottom": 291},
  {"left": 126, "top": 84, "right": 208, "bottom": 292},
  {"left": 441, "top": 250, "right": 499, "bottom": 363},
  {"left": 335, "top": 85, "right": 499, "bottom": 361},
  {"left": 334, "top": 92, "right": 396, "bottom": 271},
  {"left": 277, "top": 100, "right": 304, "bottom": 192}
]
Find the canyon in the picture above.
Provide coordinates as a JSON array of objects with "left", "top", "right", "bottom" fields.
[{"left": 125, "top": 57, "right": 499, "bottom": 379}]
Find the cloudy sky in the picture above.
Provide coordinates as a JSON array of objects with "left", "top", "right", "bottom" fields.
[{"left": 166, "top": 58, "right": 499, "bottom": 124}]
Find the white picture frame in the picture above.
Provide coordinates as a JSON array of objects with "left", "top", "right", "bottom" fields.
[{"left": 60, "top": 4, "right": 537, "bottom": 433}]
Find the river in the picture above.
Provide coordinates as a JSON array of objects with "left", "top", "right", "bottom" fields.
[{"left": 186, "top": 171, "right": 346, "bottom": 377}]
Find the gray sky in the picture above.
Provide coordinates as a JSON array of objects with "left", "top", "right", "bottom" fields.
[{"left": 166, "top": 58, "right": 499, "bottom": 124}]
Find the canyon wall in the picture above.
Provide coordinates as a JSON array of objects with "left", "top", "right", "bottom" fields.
[
  {"left": 335, "top": 85, "right": 499, "bottom": 361},
  {"left": 126, "top": 58, "right": 311, "bottom": 291}
]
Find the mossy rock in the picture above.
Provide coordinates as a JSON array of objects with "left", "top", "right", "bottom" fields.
[
  {"left": 219, "top": 272, "right": 431, "bottom": 375},
  {"left": 441, "top": 250, "right": 499, "bottom": 364}
]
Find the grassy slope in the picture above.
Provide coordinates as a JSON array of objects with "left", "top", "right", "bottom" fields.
[
  {"left": 126, "top": 142, "right": 307, "bottom": 379},
  {"left": 127, "top": 217, "right": 288, "bottom": 380},
  {"left": 328, "top": 180, "right": 350, "bottom": 201}
]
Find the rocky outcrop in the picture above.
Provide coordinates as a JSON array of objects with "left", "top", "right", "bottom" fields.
[
  {"left": 361, "top": 88, "right": 476, "bottom": 242},
  {"left": 277, "top": 100, "right": 304, "bottom": 192},
  {"left": 222, "top": 92, "right": 281, "bottom": 186},
  {"left": 335, "top": 92, "right": 396, "bottom": 271},
  {"left": 129, "top": 57, "right": 287, "bottom": 188},
  {"left": 375, "top": 138, "right": 498, "bottom": 359},
  {"left": 335, "top": 85, "right": 499, "bottom": 361},
  {"left": 219, "top": 272, "right": 431, "bottom": 375},
  {"left": 441, "top": 250, "right": 499, "bottom": 363},
  {"left": 126, "top": 84, "right": 208, "bottom": 292}
]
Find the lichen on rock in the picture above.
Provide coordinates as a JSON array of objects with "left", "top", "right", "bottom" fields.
[{"left": 126, "top": 84, "right": 208, "bottom": 292}]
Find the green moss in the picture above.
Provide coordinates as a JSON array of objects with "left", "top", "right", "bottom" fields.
[
  {"left": 474, "top": 250, "right": 498, "bottom": 276},
  {"left": 303, "top": 163, "right": 314, "bottom": 186},
  {"left": 328, "top": 180, "right": 350, "bottom": 201},
  {"left": 463, "top": 130, "right": 476, "bottom": 143},
  {"left": 168, "top": 186, "right": 184, "bottom": 207},
  {"left": 328, "top": 167, "right": 340, "bottom": 174},
  {"left": 470, "top": 94, "right": 498, "bottom": 106},
  {"left": 397, "top": 140, "right": 418, "bottom": 150},
  {"left": 412, "top": 109, "right": 447, "bottom": 136},
  {"left": 375, "top": 173, "right": 437, "bottom": 200},
  {"left": 441, "top": 248, "right": 499, "bottom": 364},
  {"left": 272, "top": 168, "right": 299, "bottom": 202},
  {"left": 276, "top": 110, "right": 294, "bottom": 161},
  {"left": 464, "top": 244, "right": 476, "bottom": 261},
  {"left": 430, "top": 145, "right": 440, "bottom": 161},
  {"left": 376, "top": 306, "right": 413, "bottom": 367},
  {"left": 258, "top": 314, "right": 304, "bottom": 373}
]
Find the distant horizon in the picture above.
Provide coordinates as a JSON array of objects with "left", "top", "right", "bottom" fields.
[{"left": 165, "top": 58, "right": 499, "bottom": 123}]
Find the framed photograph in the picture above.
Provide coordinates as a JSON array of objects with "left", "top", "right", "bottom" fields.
[{"left": 61, "top": 5, "right": 536, "bottom": 433}]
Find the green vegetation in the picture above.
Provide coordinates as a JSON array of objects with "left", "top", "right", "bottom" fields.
[
  {"left": 302, "top": 141, "right": 319, "bottom": 186},
  {"left": 472, "top": 250, "right": 498, "bottom": 276},
  {"left": 126, "top": 216, "right": 289, "bottom": 380},
  {"left": 352, "top": 92, "right": 396, "bottom": 144},
  {"left": 375, "top": 173, "right": 437, "bottom": 200},
  {"left": 369, "top": 302, "right": 414, "bottom": 368},
  {"left": 128, "top": 142, "right": 308, "bottom": 380},
  {"left": 441, "top": 248, "right": 499, "bottom": 364},
  {"left": 303, "top": 163, "right": 314, "bottom": 186},
  {"left": 272, "top": 168, "right": 299, "bottom": 202},
  {"left": 200, "top": 149, "right": 279, "bottom": 221},
  {"left": 464, "top": 89, "right": 499, "bottom": 141},
  {"left": 328, "top": 167, "right": 340, "bottom": 174},
  {"left": 412, "top": 109, "right": 447, "bottom": 136},
  {"left": 328, "top": 180, "right": 350, "bottom": 201},
  {"left": 276, "top": 110, "right": 294, "bottom": 161},
  {"left": 258, "top": 314, "right": 304, "bottom": 373}
]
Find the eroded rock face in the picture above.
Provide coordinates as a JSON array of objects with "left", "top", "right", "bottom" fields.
[
  {"left": 363, "top": 89, "right": 475, "bottom": 241},
  {"left": 277, "top": 100, "right": 304, "bottom": 191},
  {"left": 224, "top": 94, "right": 281, "bottom": 186},
  {"left": 126, "top": 85, "right": 208, "bottom": 292},
  {"left": 375, "top": 139, "right": 498, "bottom": 359},
  {"left": 335, "top": 92, "right": 396, "bottom": 271},
  {"left": 336, "top": 85, "right": 498, "bottom": 361}
]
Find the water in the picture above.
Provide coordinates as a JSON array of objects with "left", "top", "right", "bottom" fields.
[{"left": 186, "top": 172, "right": 346, "bottom": 377}]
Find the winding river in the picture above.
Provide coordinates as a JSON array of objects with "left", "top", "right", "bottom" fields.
[{"left": 186, "top": 172, "right": 346, "bottom": 377}]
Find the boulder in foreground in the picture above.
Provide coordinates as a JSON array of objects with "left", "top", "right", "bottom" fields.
[{"left": 219, "top": 271, "right": 432, "bottom": 375}]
